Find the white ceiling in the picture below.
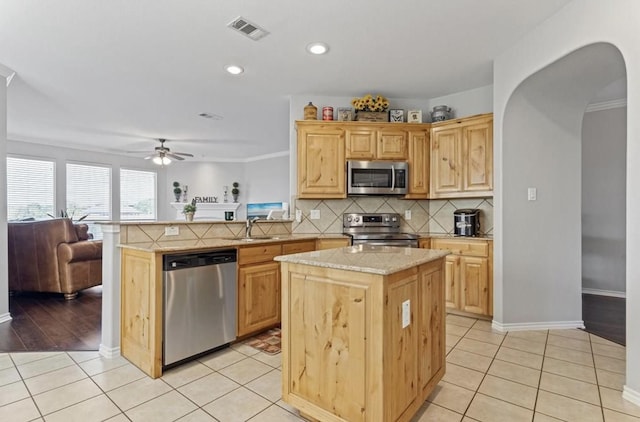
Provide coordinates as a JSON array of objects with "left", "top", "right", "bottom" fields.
[{"left": 0, "top": 0, "right": 575, "bottom": 161}]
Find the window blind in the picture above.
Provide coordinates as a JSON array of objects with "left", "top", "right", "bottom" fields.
[
  {"left": 7, "top": 157, "right": 55, "bottom": 221},
  {"left": 120, "top": 168, "right": 157, "bottom": 220},
  {"left": 66, "top": 163, "right": 112, "bottom": 239}
]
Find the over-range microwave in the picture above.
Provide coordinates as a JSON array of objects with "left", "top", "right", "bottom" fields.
[{"left": 347, "top": 160, "right": 408, "bottom": 195}]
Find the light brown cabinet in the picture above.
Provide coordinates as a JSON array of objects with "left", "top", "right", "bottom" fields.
[
  {"left": 345, "top": 125, "right": 408, "bottom": 160},
  {"left": 237, "top": 240, "right": 316, "bottom": 338},
  {"left": 430, "top": 113, "right": 493, "bottom": 198},
  {"left": 296, "top": 122, "right": 346, "bottom": 199},
  {"left": 430, "top": 238, "right": 492, "bottom": 317},
  {"left": 281, "top": 257, "right": 445, "bottom": 421},
  {"left": 316, "top": 237, "right": 351, "bottom": 250},
  {"left": 406, "top": 129, "right": 430, "bottom": 198}
]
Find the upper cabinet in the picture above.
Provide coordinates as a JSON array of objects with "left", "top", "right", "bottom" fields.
[
  {"left": 406, "top": 129, "right": 430, "bottom": 198},
  {"left": 430, "top": 113, "right": 493, "bottom": 198},
  {"left": 296, "top": 122, "right": 346, "bottom": 199},
  {"left": 345, "top": 125, "right": 408, "bottom": 160}
]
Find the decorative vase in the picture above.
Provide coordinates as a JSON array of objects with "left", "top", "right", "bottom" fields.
[
  {"left": 304, "top": 102, "right": 318, "bottom": 120},
  {"left": 174, "top": 193, "right": 181, "bottom": 202},
  {"left": 184, "top": 212, "right": 194, "bottom": 222},
  {"left": 232, "top": 194, "right": 239, "bottom": 203}
]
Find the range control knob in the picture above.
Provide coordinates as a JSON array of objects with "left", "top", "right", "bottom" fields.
[
  {"left": 354, "top": 217, "right": 360, "bottom": 223},
  {"left": 384, "top": 217, "right": 390, "bottom": 222},
  {"left": 347, "top": 216, "right": 352, "bottom": 222},
  {"left": 391, "top": 217, "right": 397, "bottom": 222}
]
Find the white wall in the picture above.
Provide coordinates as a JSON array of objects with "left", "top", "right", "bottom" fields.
[
  {"left": 493, "top": 0, "right": 640, "bottom": 401},
  {"left": 582, "top": 107, "right": 627, "bottom": 295},
  {"left": 0, "top": 72, "right": 9, "bottom": 322}
]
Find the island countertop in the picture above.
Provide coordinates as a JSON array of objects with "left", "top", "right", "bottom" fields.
[{"left": 274, "top": 244, "right": 449, "bottom": 275}]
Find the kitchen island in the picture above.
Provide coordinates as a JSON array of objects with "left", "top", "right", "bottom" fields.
[{"left": 275, "top": 245, "right": 448, "bottom": 422}]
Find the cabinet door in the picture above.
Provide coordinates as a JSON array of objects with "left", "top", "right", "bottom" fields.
[
  {"left": 345, "top": 127, "right": 376, "bottom": 159},
  {"left": 418, "top": 261, "right": 444, "bottom": 393},
  {"left": 316, "top": 238, "right": 351, "bottom": 250},
  {"left": 444, "top": 254, "right": 460, "bottom": 310},
  {"left": 238, "top": 262, "right": 280, "bottom": 337},
  {"left": 297, "top": 126, "right": 346, "bottom": 198},
  {"left": 462, "top": 120, "right": 493, "bottom": 193},
  {"left": 406, "top": 130, "right": 429, "bottom": 197},
  {"left": 377, "top": 129, "right": 408, "bottom": 159},
  {"left": 431, "top": 127, "right": 462, "bottom": 196},
  {"left": 460, "top": 256, "right": 490, "bottom": 315}
]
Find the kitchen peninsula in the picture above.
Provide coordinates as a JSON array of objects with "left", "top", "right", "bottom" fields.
[{"left": 275, "top": 245, "right": 448, "bottom": 422}]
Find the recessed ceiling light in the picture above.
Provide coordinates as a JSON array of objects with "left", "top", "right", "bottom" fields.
[
  {"left": 306, "top": 42, "right": 329, "bottom": 55},
  {"left": 224, "top": 65, "right": 244, "bottom": 75}
]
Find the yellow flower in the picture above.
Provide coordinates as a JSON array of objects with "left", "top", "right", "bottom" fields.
[{"left": 351, "top": 94, "right": 389, "bottom": 112}]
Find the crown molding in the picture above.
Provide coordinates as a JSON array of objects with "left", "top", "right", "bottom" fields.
[
  {"left": 585, "top": 98, "right": 627, "bottom": 113},
  {"left": 0, "top": 63, "right": 16, "bottom": 87}
]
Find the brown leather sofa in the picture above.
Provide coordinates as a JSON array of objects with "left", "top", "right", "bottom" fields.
[{"left": 8, "top": 218, "right": 103, "bottom": 299}]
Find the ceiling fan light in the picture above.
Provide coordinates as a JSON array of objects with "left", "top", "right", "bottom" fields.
[
  {"left": 224, "top": 64, "right": 244, "bottom": 75},
  {"left": 306, "top": 42, "right": 329, "bottom": 55},
  {"left": 153, "top": 156, "right": 171, "bottom": 165}
]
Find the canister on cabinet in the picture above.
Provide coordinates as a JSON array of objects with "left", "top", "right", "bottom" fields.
[
  {"left": 322, "top": 106, "right": 333, "bottom": 121},
  {"left": 304, "top": 102, "right": 317, "bottom": 120}
]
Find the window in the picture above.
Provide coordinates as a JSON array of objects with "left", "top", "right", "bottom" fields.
[
  {"left": 7, "top": 157, "right": 55, "bottom": 221},
  {"left": 66, "top": 163, "right": 112, "bottom": 239},
  {"left": 120, "top": 169, "right": 157, "bottom": 220}
]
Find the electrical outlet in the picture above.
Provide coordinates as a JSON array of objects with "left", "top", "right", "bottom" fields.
[
  {"left": 310, "top": 209, "right": 320, "bottom": 220},
  {"left": 405, "top": 209, "right": 412, "bottom": 220},
  {"left": 295, "top": 209, "right": 302, "bottom": 222},
  {"left": 164, "top": 226, "right": 179, "bottom": 236},
  {"left": 528, "top": 187, "right": 537, "bottom": 201},
  {"left": 402, "top": 300, "right": 410, "bottom": 328}
]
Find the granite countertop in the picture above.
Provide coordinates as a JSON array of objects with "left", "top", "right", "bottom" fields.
[
  {"left": 416, "top": 233, "right": 493, "bottom": 240},
  {"left": 119, "top": 233, "right": 350, "bottom": 253},
  {"left": 274, "top": 244, "right": 449, "bottom": 275}
]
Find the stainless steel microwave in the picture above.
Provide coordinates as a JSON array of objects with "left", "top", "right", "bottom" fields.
[{"left": 347, "top": 160, "right": 408, "bottom": 195}]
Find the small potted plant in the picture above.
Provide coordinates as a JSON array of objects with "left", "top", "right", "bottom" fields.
[
  {"left": 182, "top": 201, "right": 197, "bottom": 221},
  {"left": 173, "top": 181, "right": 182, "bottom": 202},
  {"left": 231, "top": 182, "right": 240, "bottom": 203}
]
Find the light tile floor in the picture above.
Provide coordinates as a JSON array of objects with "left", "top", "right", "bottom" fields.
[{"left": 1, "top": 314, "right": 639, "bottom": 421}]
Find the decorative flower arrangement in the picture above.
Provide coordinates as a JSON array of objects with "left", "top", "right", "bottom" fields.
[{"left": 351, "top": 94, "right": 390, "bottom": 112}]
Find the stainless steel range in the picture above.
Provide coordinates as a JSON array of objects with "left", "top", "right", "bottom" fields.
[{"left": 343, "top": 212, "right": 419, "bottom": 248}]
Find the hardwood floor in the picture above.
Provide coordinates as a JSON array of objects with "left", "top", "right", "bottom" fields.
[
  {"left": 582, "top": 293, "right": 626, "bottom": 346},
  {"left": 0, "top": 286, "right": 102, "bottom": 352}
]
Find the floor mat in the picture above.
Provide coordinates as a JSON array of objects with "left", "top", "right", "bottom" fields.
[{"left": 245, "top": 328, "right": 281, "bottom": 355}]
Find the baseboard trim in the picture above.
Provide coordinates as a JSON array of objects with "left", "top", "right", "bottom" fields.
[
  {"left": 0, "top": 312, "right": 12, "bottom": 324},
  {"left": 623, "top": 386, "right": 640, "bottom": 407},
  {"left": 582, "top": 288, "right": 626, "bottom": 298},
  {"left": 99, "top": 345, "right": 121, "bottom": 359},
  {"left": 492, "top": 320, "right": 585, "bottom": 333}
]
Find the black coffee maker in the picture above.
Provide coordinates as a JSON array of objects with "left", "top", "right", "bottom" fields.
[{"left": 454, "top": 209, "right": 481, "bottom": 236}]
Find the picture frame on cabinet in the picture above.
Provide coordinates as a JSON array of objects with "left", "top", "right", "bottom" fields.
[
  {"left": 389, "top": 109, "right": 404, "bottom": 123},
  {"left": 337, "top": 107, "right": 353, "bottom": 121},
  {"left": 408, "top": 110, "right": 422, "bottom": 123}
]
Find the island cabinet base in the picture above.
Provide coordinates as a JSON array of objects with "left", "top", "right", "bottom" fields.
[{"left": 280, "top": 258, "right": 445, "bottom": 422}]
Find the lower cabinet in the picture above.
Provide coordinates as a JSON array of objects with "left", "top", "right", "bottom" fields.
[
  {"left": 316, "top": 237, "right": 351, "bottom": 250},
  {"left": 237, "top": 240, "right": 316, "bottom": 338},
  {"left": 429, "top": 238, "right": 492, "bottom": 317}
]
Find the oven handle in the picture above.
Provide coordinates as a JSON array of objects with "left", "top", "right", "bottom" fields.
[
  {"left": 391, "top": 165, "right": 395, "bottom": 191},
  {"left": 352, "top": 240, "right": 418, "bottom": 248}
]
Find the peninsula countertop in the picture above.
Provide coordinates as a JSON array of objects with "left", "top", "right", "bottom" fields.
[{"left": 274, "top": 244, "right": 449, "bottom": 275}]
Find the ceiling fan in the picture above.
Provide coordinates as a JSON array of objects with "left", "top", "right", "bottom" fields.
[{"left": 128, "top": 139, "right": 194, "bottom": 165}]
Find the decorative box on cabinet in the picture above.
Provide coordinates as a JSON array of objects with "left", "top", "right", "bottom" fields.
[
  {"left": 430, "top": 238, "right": 493, "bottom": 317},
  {"left": 430, "top": 113, "right": 493, "bottom": 198}
]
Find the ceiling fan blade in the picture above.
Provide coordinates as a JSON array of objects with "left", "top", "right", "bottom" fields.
[
  {"left": 165, "top": 152, "right": 185, "bottom": 160},
  {"left": 173, "top": 152, "right": 194, "bottom": 157},
  {"left": 126, "top": 150, "right": 152, "bottom": 154},
  {"left": 143, "top": 155, "right": 155, "bottom": 160}
]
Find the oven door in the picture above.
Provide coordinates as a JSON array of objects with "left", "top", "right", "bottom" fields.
[{"left": 347, "top": 161, "right": 408, "bottom": 195}]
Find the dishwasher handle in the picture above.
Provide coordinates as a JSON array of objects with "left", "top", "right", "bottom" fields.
[{"left": 163, "top": 249, "right": 237, "bottom": 271}]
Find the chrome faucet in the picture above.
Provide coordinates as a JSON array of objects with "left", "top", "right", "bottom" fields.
[{"left": 245, "top": 217, "right": 261, "bottom": 238}]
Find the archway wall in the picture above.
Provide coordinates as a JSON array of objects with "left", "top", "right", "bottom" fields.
[{"left": 493, "top": 0, "right": 639, "bottom": 395}]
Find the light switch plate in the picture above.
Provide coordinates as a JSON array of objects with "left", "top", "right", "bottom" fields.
[
  {"left": 402, "top": 300, "right": 410, "bottom": 328},
  {"left": 295, "top": 209, "right": 302, "bottom": 222},
  {"left": 405, "top": 209, "right": 412, "bottom": 220},
  {"left": 165, "top": 226, "right": 179, "bottom": 236},
  {"left": 310, "top": 209, "right": 320, "bottom": 220},
  {"left": 528, "top": 187, "right": 537, "bottom": 201}
]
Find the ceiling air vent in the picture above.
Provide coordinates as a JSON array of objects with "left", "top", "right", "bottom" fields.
[{"left": 227, "top": 16, "right": 269, "bottom": 41}]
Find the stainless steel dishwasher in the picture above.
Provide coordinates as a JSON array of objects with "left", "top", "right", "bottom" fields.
[{"left": 163, "top": 249, "right": 237, "bottom": 367}]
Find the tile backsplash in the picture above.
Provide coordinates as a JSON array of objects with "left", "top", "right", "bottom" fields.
[{"left": 293, "top": 197, "right": 493, "bottom": 235}]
